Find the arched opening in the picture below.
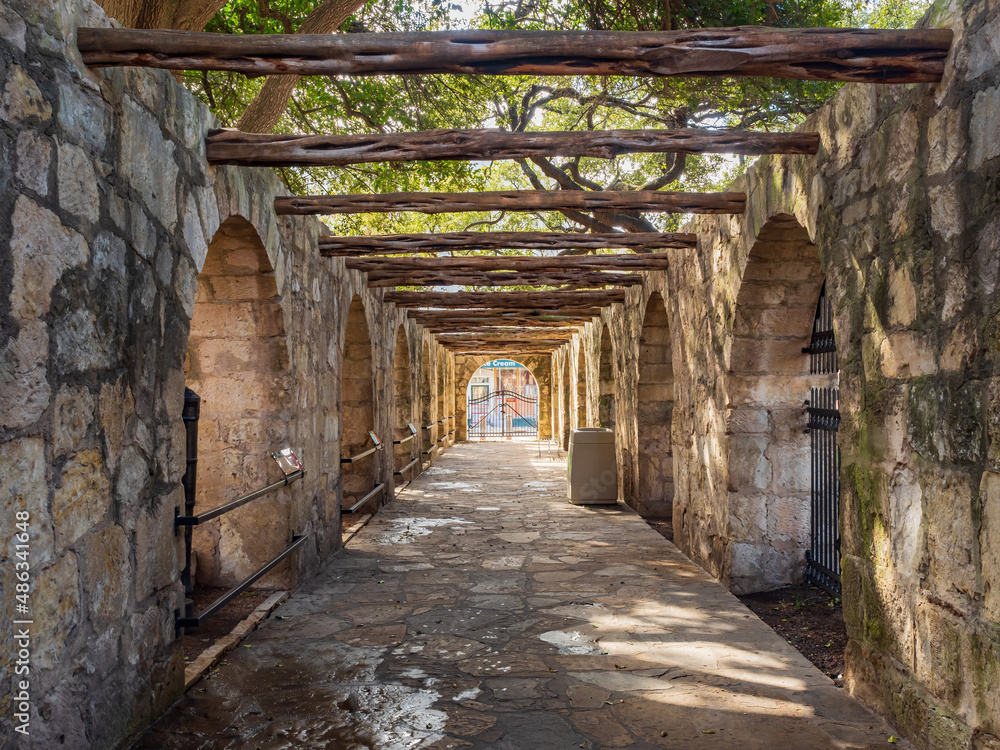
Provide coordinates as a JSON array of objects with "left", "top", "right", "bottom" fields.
[
  {"left": 436, "top": 348, "right": 447, "bottom": 451},
  {"left": 393, "top": 324, "right": 417, "bottom": 483},
  {"left": 637, "top": 293, "right": 674, "bottom": 520},
  {"left": 420, "top": 340, "right": 434, "bottom": 462},
  {"left": 727, "top": 214, "right": 826, "bottom": 594},
  {"left": 185, "top": 216, "right": 292, "bottom": 589},
  {"left": 598, "top": 325, "right": 615, "bottom": 430},
  {"left": 576, "top": 346, "right": 587, "bottom": 428},
  {"left": 340, "top": 295, "right": 377, "bottom": 524},
  {"left": 562, "top": 354, "right": 573, "bottom": 449},
  {"left": 466, "top": 359, "right": 540, "bottom": 441}
]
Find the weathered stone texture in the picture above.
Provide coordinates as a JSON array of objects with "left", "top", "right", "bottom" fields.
[
  {"left": 0, "top": 0, "right": 448, "bottom": 745},
  {"left": 547, "top": 0, "right": 1000, "bottom": 744}
]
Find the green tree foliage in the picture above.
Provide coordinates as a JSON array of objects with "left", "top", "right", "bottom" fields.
[{"left": 185, "top": 0, "right": 931, "bottom": 264}]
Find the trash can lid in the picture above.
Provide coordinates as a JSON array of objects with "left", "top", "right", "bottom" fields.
[{"left": 570, "top": 428, "right": 615, "bottom": 444}]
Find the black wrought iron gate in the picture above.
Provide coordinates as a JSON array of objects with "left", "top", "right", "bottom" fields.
[
  {"left": 803, "top": 282, "right": 841, "bottom": 595},
  {"left": 467, "top": 389, "right": 539, "bottom": 439}
]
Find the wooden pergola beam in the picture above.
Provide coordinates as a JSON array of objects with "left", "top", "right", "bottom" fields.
[
  {"left": 347, "top": 253, "right": 672, "bottom": 273},
  {"left": 421, "top": 323, "right": 587, "bottom": 333},
  {"left": 364, "top": 271, "right": 644, "bottom": 288},
  {"left": 278, "top": 190, "right": 744, "bottom": 215},
  {"left": 386, "top": 290, "right": 627, "bottom": 308},
  {"left": 207, "top": 128, "right": 818, "bottom": 167},
  {"left": 424, "top": 325, "right": 582, "bottom": 334},
  {"left": 321, "top": 232, "right": 695, "bottom": 256},
  {"left": 78, "top": 28, "right": 951, "bottom": 83}
]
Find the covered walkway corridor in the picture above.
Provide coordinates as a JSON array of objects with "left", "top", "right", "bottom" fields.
[{"left": 137, "top": 443, "right": 905, "bottom": 749}]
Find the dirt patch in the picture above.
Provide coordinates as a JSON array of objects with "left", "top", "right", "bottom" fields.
[
  {"left": 181, "top": 586, "right": 277, "bottom": 662},
  {"left": 644, "top": 517, "right": 673, "bottom": 542},
  {"left": 737, "top": 586, "right": 846, "bottom": 684},
  {"left": 642, "top": 519, "right": 845, "bottom": 683}
]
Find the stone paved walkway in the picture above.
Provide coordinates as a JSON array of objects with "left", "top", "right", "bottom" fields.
[{"left": 137, "top": 443, "right": 909, "bottom": 749}]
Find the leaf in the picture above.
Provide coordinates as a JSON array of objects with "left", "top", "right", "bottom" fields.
[{"left": 888, "top": 737, "right": 898, "bottom": 744}]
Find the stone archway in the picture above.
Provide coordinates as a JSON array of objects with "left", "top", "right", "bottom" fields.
[
  {"left": 576, "top": 345, "right": 587, "bottom": 428},
  {"left": 393, "top": 323, "right": 416, "bottom": 479},
  {"left": 727, "top": 214, "right": 826, "bottom": 594},
  {"left": 562, "top": 353, "right": 572, "bottom": 449},
  {"left": 637, "top": 292, "right": 674, "bottom": 519},
  {"left": 185, "top": 215, "right": 292, "bottom": 587},
  {"left": 420, "top": 340, "right": 434, "bottom": 460},
  {"left": 340, "top": 295, "right": 376, "bottom": 520},
  {"left": 598, "top": 324, "right": 615, "bottom": 430}
]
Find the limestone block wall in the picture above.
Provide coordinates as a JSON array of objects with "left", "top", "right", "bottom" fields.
[
  {"left": 0, "top": 1, "right": 446, "bottom": 745},
  {"left": 561, "top": 0, "right": 1000, "bottom": 745}
]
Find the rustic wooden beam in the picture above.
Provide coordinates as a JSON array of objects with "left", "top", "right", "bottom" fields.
[
  {"left": 279, "top": 190, "right": 744, "bottom": 215},
  {"left": 425, "top": 325, "right": 582, "bottom": 334},
  {"left": 413, "top": 315, "right": 596, "bottom": 326},
  {"left": 415, "top": 320, "right": 595, "bottom": 328},
  {"left": 347, "top": 253, "right": 672, "bottom": 273},
  {"left": 365, "top": 271, "right": 644, "bottom": 288},
  {"left": 321, "top": 232, "right": 695, "bottom": 256},
  {"left": 78, "top": 28, "right": 952, "bottom": 83},
  {"left": 386, "top": 290, "right": 627, "bottom": 308},
  {"left": 412, "top": 309, "right": 602, "bottom": 319},
  {"left": 207, "top": 128, "right": 818, "bottom": 167}
]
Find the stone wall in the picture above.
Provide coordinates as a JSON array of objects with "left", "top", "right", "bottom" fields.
[
  {"left": 550, "top": 0, "right": 1000, "bottom": 745},
  {"left": 0, "top": 1, "right": 448, "bottom": 745}
]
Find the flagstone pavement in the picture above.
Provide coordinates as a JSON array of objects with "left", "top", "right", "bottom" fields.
[{"left": 135, "top": 441, "right": 909, "bottom": 749}]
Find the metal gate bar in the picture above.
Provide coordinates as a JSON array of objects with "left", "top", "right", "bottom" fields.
[
  {"left": 468, "top": 389, "right": 538, "bottom": 439},
  {"left": 806, "top": 385, "right": 841, "bottom": 595}
]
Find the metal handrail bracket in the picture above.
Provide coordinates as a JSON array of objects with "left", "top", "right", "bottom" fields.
[
  {"left": 394, "top": 457, "right": 420, "bottom": 477},
  {"left": 176, "top": 533, "right": 308, "bottom": 632},
  {"left": 341, "top": 430, "right": 384, "bottom": 464},
  {"left": 343, "top": 482, "right": 385, "bottom": 514},
  {"left": 175, "top": 469, "right": 304, "bottom": 527}
]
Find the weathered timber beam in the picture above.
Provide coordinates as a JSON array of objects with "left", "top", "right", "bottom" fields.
[
  {"left": 408, "top": 307, "right": 604, "bottom": 321},
  {"left": 279, "top": 190, "right": 743, "bottom": 215},
  {"left": 421, "top": 322, "right": 588, "bottom": 331},
  {"left": 409, "top": 308, "right": 600, "bottom": 319},
  {"left": 385, "top": 290, "right": 626, "bottom": 308},
  {"left": 321, "top": 232, "right": 695, "bottom": 256},
  {"left": 78, "top": 28, "right": 952, "bottom": 83},
  {"left": 437, "top": 337, "right": 573, "bottom": 344},
  {"left": 365, "top": 271, "right": 644, "bottom": 288},
  {"left": 207, "top": 128, "right": 818, "bottom": 167},
  {"left": 346, "top": 253, "right": 672, "bottom": 273},
  {"left": 446, "top": 350, "right": 558, "bottom": 355},
  {"left": 425, "top": 326, "right": 582, "bottom": 334}
]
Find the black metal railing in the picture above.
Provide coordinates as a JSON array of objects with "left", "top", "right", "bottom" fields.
[
  {"left": 806, "top": 386, "right": 841, "bottom": 595},
  {"left": 343, "top": 482, "right": 385, "bottom": 514},
  {"left": 341, "top": 430, "right": 383, "bottom": 464},
  {"left": 174, "top": 389, "right": 306, "bottom": 632},
  {"left": 421, "top": 423, "right": 437, "bottom": 457},
  {"left": 176, "top": 535, "right": 308, "bottom": 631},
  {"left": 341, "top": 431, "right": 385, "bottom": 514},
  {"left": 393, "top": 423, "right": 420, "bottom": 478}
]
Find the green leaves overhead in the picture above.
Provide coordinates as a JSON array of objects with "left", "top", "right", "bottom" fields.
[{"left": 185, "top": 0, "right": 931, "bottom": 243}]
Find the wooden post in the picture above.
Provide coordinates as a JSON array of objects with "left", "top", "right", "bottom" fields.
[
  {"left": 279, "top": 190, "right": 745, "bottom": 215},
  {"left": 78, "top": 28, "right": 952, "bottom": 83},
  {"left": 206, "top": 128, "right": 819, "bottom": 166},
  {"left": 321, "top": 232, "right": 695, "bottom": 256}
]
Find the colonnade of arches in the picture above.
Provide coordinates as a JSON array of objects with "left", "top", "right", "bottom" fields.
[
  {"left": 183, "top": 209, "right": 833, "bottom": 598},
  {"left": 181, "top": 213, "right": 455, "bottom": 597}
]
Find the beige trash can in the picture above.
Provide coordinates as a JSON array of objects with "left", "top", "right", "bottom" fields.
[{"left": 567, "top": 428, "right": 618, "bottom": 505}]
